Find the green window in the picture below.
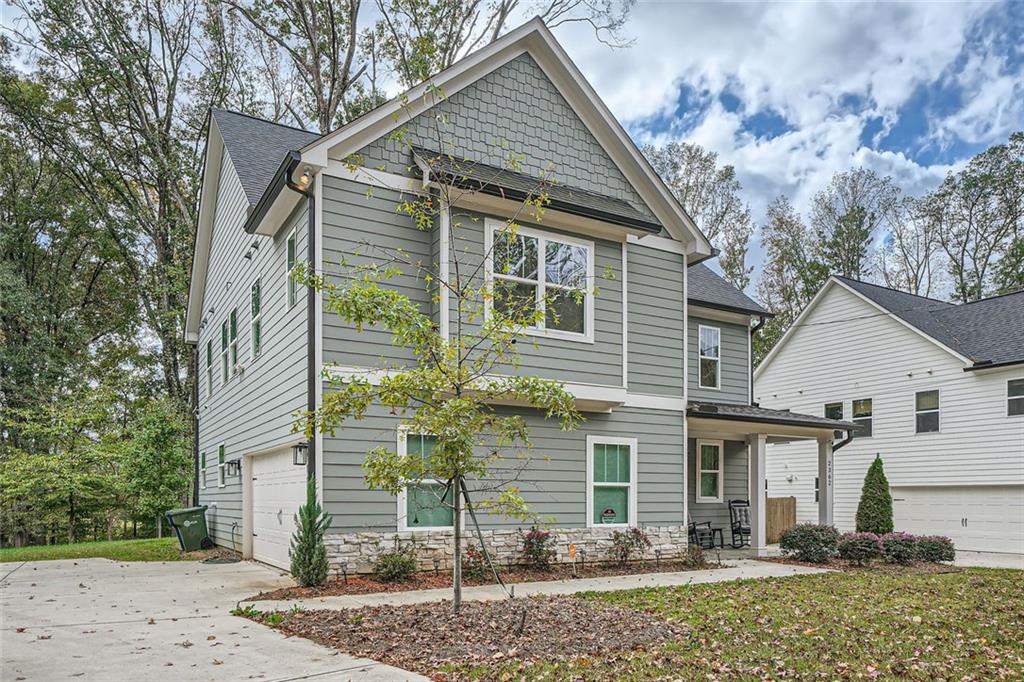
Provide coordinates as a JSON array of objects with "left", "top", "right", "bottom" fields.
[
  {"left": 696, "top": 440, "right": 723, "bottom": 502},
  {"left": 206, "top": 341, "right": 213, "bottom": 396},
  {"left": 286, "top": 230, "right": 298, "bottom": 307},
  {"left": 590, "top": 440, "right": 634, "bottom": 525},
  {"left": 404, "top": 434, "right": 453, "bottom": 528},
  {"left": 217, "top": 444, "right": 225, "bottom": 487},
  {"left": 220, "top": 321, "right": 229, "bottom": 383},
  {"left": 251, "top": 279, "right": 262, "bottom": 358}
]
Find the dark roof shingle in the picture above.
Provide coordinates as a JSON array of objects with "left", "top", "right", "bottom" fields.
[
  {"left": 688, "top": 400, "right": 860, "bottom": 431},
  {"left": 212, "top": 109, "right": 321, "bottom": 207},
  {"left": 688, "top": 263, "right": 770, "bottom": 316}
]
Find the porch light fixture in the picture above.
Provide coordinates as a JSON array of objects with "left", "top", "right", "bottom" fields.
[
  {"left": 292, "top": 441, "right": 309, "bottom": 466},
  {"left": 225, "top": 460, "right": 240, "bottom": 477}
]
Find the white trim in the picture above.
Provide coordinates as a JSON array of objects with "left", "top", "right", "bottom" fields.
[
  {"left": 315, "top": 173, "right": 324, "bottom": 490},
  {"left": 621, "top": 241, "right": 628, "bottom": 389},
  {"left": 484, "top": 218, "right": 596, "bottom": 343},
  {"left": 250, "top": 277, "right": 262, "bottom": 360},
  {"left": 217, "top": 442, "right": 226, "bottom": 488},
  {"left": 185, "top": 119, "right": 225, "bottom": 342},
  {"left": 585, "top": 435, "right": 638, "bottom": 528},
  {"left": 623, "top": 393, "right": 686, "bottom": 411},
  {"left": 286, "top": 227, "right": 298, "bottom": 308},
  {"left": 395, "top": 426, "right": 459, "bottom": 532},
  {"left": 697, "top": 324, "right": 721, "bottom": 390},
  {"left": 200, "top": 451, "right": 207, "bottom": 489},
  {"left": 205, "top": 339, "right": 214, "bottom": 399},
  {"left": 688, "top": 304, "right": 754, "bottom": 326},
  {"left": 625, "top": 233, "right": 687, "bottom": 256},
  {"left": 695, "top": 439, "right": 724, "bottom": 503},
  {"left": 439, "top": 200, "right": 451, "bottom": 341},
  {"left": 219, "top": 319, "right": 229, "bottom": 384},
  {"left": 228, "top": 308, "right": 239, "bottom": 376},
  {"left": 323, "top": 161, "right": 425, "bottom": 193},
  {"left": 1007, "top": 377, "right": 1024, "bottom": 417},
  {"left": 681, "top": 259, "right": 689, "bottom": 527},
  {"left": 913, "top": 388, "right": 941, "bottom": 434}
]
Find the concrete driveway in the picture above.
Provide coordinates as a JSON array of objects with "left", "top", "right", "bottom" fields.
[{"left": 1, "top": 558, "right": 424, "bottom": 681}]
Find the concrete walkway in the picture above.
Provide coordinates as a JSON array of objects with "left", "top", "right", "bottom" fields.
[
  {"left": 249, "top": 559, "right": 829, "bottom": 611},
  {"left": 953, "top": 550, "right": 1024, "bottom": 569},
  {"left": 1, "top": 558, "right": 426, "bottom": 682}
]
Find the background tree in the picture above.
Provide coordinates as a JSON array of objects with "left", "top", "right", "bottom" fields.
[
  {"left": 855, "top": 455, "right": 893, "bottom": 535},
  {"left": 643, "top": 141, "right": 754, "bottom": 290},
  {"left": 875, "top": 196, "right": 941, "bottom": 297}
]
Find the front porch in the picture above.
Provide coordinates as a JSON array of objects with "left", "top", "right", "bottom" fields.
[{"left": 686, "top": 401, "right": 857, "bottom": 556}]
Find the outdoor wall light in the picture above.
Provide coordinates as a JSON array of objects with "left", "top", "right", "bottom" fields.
[
  {"left": 292, "top": 441, "right": 309, "bottom": 466},
  {"left": 225, "top": 460, "right": 240, "bottom": 477}
]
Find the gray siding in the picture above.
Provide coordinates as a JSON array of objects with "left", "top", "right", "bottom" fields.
[
  {"left": 356, "top": 53, "right": 654, "bottom": 220},
  {"left": 627, "top": 243, "right": 685, "bottom": 396},
  {"left": 688, "top": 315, "right": 749, "bottom": 404},
  {"left": 197, "top": 153, "right": 308, "bottom": 549},
  {"left": 686, "top": 439, "right": 749, "bottom": 531},
  {"left": 321, "top": 404, "right": 685, "bottom": 532}
]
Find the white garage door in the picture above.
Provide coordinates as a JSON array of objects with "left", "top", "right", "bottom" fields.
[
  {"left": 251, "top": 450, "right": 307, "bottom": 570},
  {"left": 893, "top": 485, "right": 1024, "bottom": 554}
]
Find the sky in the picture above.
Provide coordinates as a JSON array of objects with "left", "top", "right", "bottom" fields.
[{"left": 554, "top": 1, "right": 1024, "bottom": 279}]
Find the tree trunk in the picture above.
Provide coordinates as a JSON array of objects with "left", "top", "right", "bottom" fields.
[
  {"left": 452, "top": 474, "right": 462, "bottom": 614},
  {"left": 157, "top": 515, "right": 163, "bottom": 538}
]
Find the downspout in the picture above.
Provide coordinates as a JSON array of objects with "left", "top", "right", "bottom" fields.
[
  {"left": 749, "top": 315, "right": 767, "bottom": 405},
  {"left": 832, "top": 430, "right": 854, "bottom": 452},
  {"left": 191, "top": 345, "right": 199, "bottom": 506},
  {"left": 284, "top": 155, "right": 317, "bottom": 482}
]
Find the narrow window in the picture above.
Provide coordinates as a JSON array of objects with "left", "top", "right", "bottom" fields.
[
  {"left": 698, "top": 326, "right": 721, "bottom": 389},
  {"left": 814, "top": 476, "right": 819, "bottom": 503},
  {"left": 588, "top": 437, "right": 636, "bottom": 526},
  {"left": 824, "top": 402, "right": 843, "bottom": 420},
  {"left": 220, "top": 321, "right": 229, "bottom": 383},
  {"left": 400, "top": 433, "right": 453, "bottom": 529},
  {"left": 229, "top": 308, "right": 238, "bottom": 374},
  {"left": 915, "top": 390, "right": 940, "bottom": 433},
  {"left": 250, "top": 279, "right": 262, "bottom": 359},
  {"left": 1009, "top": 379, "right": 1024, "bottom": 416},
  {"left": 217, "top": 444, "right": 226, "bottom": 487},
  {"left": 200, "top": 452, "right": 206, "bottom": 489},
  {"left": 695, "top": 439, "right": 724, "bottom": 503},
  {"left": 286, "top": 229, "right": 298, "bottom": 308},
  {"left": 206, "top": 341, "right": 213, "bottom": 397},
  {"left": 853, "top": 398, "right": 873, "bottom": 437}
]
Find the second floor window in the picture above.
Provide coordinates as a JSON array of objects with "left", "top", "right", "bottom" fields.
[
  {"left": 229, "top": 309, "right": 238, "bottom": 373},
  {"left": 220, "top": 321, "right": 229, "bottom": 383},
  {"left": 853, "top": 398, "right": 873, "bottom": 437},
  {"left": 251, "top": 279, "right": 262, "bottom": 359},
  {"left": 1009, "top": 379, "right": 1024, "bottom": 416},
  {"left": 286, "top": 229, "right": 298, "bottom": 308},
  {"left": 488, "top": 221, "right": 593, "bottom": 341},
  {"left": 698, "top": 325, "right": 721, "bottom": 389},
  {"left": 915, "top": 390, "right": 940, "bottom": 433},
  {"left": 206, "top": 340, "right": 213, "bottom": 397},
  {"left": 824, "top": 402, "right": 843, "bottom": 420}
]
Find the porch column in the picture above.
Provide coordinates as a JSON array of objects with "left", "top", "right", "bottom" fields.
[
  {"left": 817, "top": 437, "right": 834, "bottom": 526},
  {"left": 747, "top": 433, "right": 767, "bottom": 556}
]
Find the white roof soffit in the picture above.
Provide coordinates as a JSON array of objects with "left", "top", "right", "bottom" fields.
[
  {"left": 299, "top": 18, "right": 714, "bottom": 259},
  {"left": 184, "top": 116, "right": 224, "bottom": 343}
]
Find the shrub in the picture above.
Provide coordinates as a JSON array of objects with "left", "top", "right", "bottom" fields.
[
  {"left": 520, "top": 526, "right": 557, "bottom": 570},
  {"left": 779, "top": 523, "right": 839, "bottom": 563},
  {"left": 289, "top": 478, "right": 333, "bottom": 587},
  {"left": 915, "top": 535, "right": 955, "bottom": 563},
  {"left": 837, "top": 532, "right": 882, "bottom": 565},
  {"left": 681, "top": 544, "right": 706, "bottom": 568},
  {"left": 855, "top": 456, "right": 894, "bottom": 534},
  {"left": 610, "top": 527, "right": 651, "bottom": 565},
  {"left": 373, "top": 541, "right": 418, "bottom": 582},
  {"left": 463, "top": 543, "right": 488, "bottom": 581},
  {"left": 880, "top": 532, "right": 917, "bottom": 565}
]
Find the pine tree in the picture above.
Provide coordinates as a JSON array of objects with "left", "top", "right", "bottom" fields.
[
  {"left": 290, "top": 478, "right": 332, "bottom": 587},
  {"left": 855, "top": 456, "right": 893, "bottom": 534}
]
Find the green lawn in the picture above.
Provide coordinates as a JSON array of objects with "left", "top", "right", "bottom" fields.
[
  {"left": 450, "top": 569, "right": 1024, "bottom": 680},
  {"left": 0, "top": 537, "right": 186, "bottom": 563}
]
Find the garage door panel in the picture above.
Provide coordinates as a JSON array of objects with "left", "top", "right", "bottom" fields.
[
  {"left": 893, "top": 485, "right": 1023, "bottom": 554},
  {"left": 251, "top": 450, "right": 306, "bottom": 570}
]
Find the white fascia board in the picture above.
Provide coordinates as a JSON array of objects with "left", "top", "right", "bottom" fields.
[
  {"left": 250, "top": 187, "right": 303, "bottom": 237},
  {"left": 185, "top": 118, "right": 225, "bottom": 343},
  {"left": 688, "top": 304, "right": 753, "bottom": 326}
]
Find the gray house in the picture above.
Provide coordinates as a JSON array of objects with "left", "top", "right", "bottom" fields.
[{"left": 185, "top": 19, "right": 853, "bottom": 571}]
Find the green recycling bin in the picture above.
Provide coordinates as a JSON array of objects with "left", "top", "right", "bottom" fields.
[{"left": 165, "top": 506, "right": 214, "bottom": 552}]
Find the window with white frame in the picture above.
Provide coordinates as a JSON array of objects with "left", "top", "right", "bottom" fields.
[
  {"left": 695, "top": 439, "right": 724, "bottom": 503},
  {"left": 286, "top": 229, "right": 298, "bottom": 308},
  {"left": 853, "top": 398, "right": 873, "bottom": 437},
  {"left": 250, "top": 278, "right": 262, "bottom": 359},
  {"left": 915, "top": 390, "right": 939, "bottom": 433},
  {"left": 399, "top": 432, "right": 453, "bottom": 529},
  {"left": 229, "top": 308, "right": 238, "bottom": 373},
  {"left": 220, "top": 321, "right": 229, "bottom": 383},
  {"left": 206, "top": 341, "right": 213, "bottom": 397},
  {"left": 487, "top": 221, "right": 593, "bottom": 340},
  {"left": 200, "top": 451, "right": 206, "bottom": 489},
  {"left": 698, "top": 325, "right": 721, "bottom": 389},
  {"left": 217, "top": 444, "right": 226, "bottom": 487},
  {"left": 1009, "top": 379, "right": 1024, "bottom": 417},
  {"left": 824, "top": 402, "right": 843, "bottom": 420},
  {"left": 587, "top": 436, "right": 637, "bottom": 527}
]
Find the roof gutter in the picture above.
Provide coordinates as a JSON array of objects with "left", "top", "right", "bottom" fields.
[
  {"left": 963, "top": 358, "right": 1024, "bottom": 372},
  {"left": 243, "top": 150, "right": 303, "bottom": 234}
]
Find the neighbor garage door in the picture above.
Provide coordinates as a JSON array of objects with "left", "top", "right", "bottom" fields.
[
  {"left": 251, "top": 449, "right": 307, "bottom": 570},
  {"left": 892, "top": 485, "right": 1024, "bottom": 554}
]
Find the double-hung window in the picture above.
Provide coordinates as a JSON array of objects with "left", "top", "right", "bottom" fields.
[
  {"left": 915, "top": 390, "right": 939, "bottom": 433},
  {"left": 695, "top": 439, "right": 724, "bottom": 503},
  {"left": 824, "top": 402, "right": 843, "bottom": 420},
  {"left": 200, "top": 452, "right": 206, "bottom": 489},
  {"left": 487, "top": 220, "right": 593, "bottom": 341},
  {"left": 206, "top": 341, "right": 214, "bottom": 397},
  {"left": 399, "top": 432, "right": 453, "bottom": 530},
  {"left": 217, "top": 444, "right": 226, "bottom": 487},
  {"left": 853, "top": 398, "right": 873, "bottom": 437},
  {"left": 250, "top": 279, "right": 262, "bottom": 359},
  {"left": 229, "top": 309, "right": 238, "bottom": 373},
  {"left": 220, "top": 321, "right": 229, "bottom": 383},
  {"left": 286, "top": 229, "right": 298, "bottom": 308},
  {"left": 1009, "top": 379, "right": 1024, "bottom": 416},
  {"left": 587, "top": 436, "right": 637, "bottom": 527},
  {"left": 698, "top": 325, "right": 721, "bottom": 389}
]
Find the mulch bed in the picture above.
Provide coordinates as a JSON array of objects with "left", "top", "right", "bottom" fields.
[
  {"left": 759, "top": 556, "right": 963, "bottom": 575},
  {"left": 256, "top": 596, "right": 686, "bottom": 675},
  {"left": 248, "top": 559, "right": 720, "bottom": 601}
]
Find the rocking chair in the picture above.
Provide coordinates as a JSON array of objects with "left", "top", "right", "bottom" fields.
[{"left": 729, "top": 499, "right": 751, "bottom": 548}]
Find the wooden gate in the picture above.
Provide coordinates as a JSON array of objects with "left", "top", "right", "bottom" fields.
[{"left": 767, "top": 496, "right": 797, "bottom": 544}]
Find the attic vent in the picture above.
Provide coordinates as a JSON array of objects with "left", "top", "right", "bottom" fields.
[{"left": 698, "top": 404, "right": 719, "bottom": 414}]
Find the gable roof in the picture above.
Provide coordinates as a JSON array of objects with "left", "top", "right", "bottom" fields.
[
  {"left": 836, "top": 277, "right": 1024, "bottom": 368},
  {"left": 212, "top": 109, "right": 319, "bottom": 207},
  {"left": 688, "top": 263, "right": 770, "bottom": 316}
]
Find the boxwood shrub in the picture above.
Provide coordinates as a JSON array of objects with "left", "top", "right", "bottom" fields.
[
  {"left": 779, "top": 523, "right": 839, "bottom": 563},
  {"left": 915, "top": 535, "right": 955, "bottom": 563},
  {"left": 837, "top": 532, "right": 882, "bottom": 565},
  {"left": 880, "top": 532, "right": 917, "bottom": 565}
]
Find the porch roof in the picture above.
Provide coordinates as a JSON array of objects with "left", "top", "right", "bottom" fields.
[{"left": 687, "top": 400, "right": 859, "bottom": 439}]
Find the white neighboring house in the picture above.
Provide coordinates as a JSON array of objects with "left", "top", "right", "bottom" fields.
[{"left": 755, "top": 276, "right": 1024, "bottom": 555}]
